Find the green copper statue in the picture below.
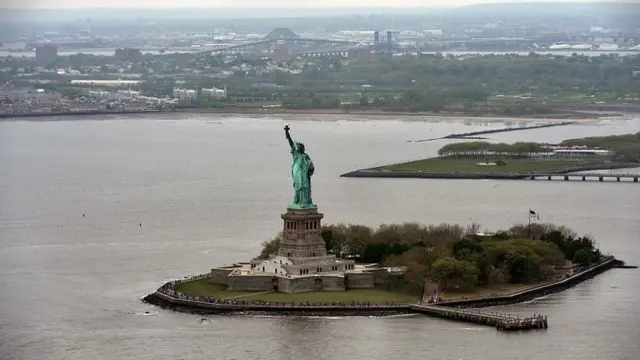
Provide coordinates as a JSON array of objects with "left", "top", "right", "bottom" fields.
[{"left": 284, "top": 124, "right": 316, "bottom": 209}]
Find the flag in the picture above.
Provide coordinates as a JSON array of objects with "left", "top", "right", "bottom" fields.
[{"left": 529, "top": 209, "right": 540, "bottom": 220}]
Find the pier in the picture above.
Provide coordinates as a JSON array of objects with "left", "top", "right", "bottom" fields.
[
  {"left": 410, "top": 304, "right": 548, "bottom": 331},
  {"left": 527, "top": 173, "right": 638, "bottom": 182}
]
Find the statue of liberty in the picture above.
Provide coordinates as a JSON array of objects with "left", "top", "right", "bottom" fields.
[{"left": 284, "top": 124, "right": 316, "bottom": 209}]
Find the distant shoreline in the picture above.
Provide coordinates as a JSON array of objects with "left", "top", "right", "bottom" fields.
[
  {"left": 341, "top": 163, "right": 640, "bottom": 181},
  {"left": 178, "top": 107, "right": 612, "bottom": 120},
  {"left": 0, "top": 107, "right": 620, "bottom": 122}
]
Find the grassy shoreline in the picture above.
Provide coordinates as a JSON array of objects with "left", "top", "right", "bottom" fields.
[
  {"left": 175, "top": 278, "right": 543, "bottom": 303},
  {"left": 381, "top": 157, "right": 602, "bottom": 174},
  {"left": 176, "top": 279, "right": 419, "bottom": 303}
]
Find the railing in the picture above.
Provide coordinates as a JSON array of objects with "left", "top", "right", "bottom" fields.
[
  {"left": 154, "top": 291, "right": 410, "bottom": 310},
  {"left": 154, "top": 274, "right": 411, "bottom": 310},
  {"left": 411, "top": 303, "right": 548, "bottom": 330}
]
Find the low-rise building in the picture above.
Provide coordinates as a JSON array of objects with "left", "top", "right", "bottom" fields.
[
  {"left": 201, "top": 86, "right": 227, "bottom": 100},
  {"left": 70, "top": 80, "right": 143, "bottom": 87},
  {"left": 172, "top": 88, "right": 197, "bottom": 102},
  {"left": 35, "top": 44, "right": 58, "bottom": 63},
  {"left": 115, "top": 48, "right": 142, "bottom": 61}
]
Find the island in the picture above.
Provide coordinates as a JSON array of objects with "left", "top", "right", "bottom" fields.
[
  {"left": 144, "top": 126, "right": 629, "bottom": 330},
  {"left": 341, "top": 132, "right": 640, "bottom": 181}
]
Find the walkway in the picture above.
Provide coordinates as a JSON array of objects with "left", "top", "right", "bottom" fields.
[{"left": 411, "top": 304, "right": 548, "bottom": 331}]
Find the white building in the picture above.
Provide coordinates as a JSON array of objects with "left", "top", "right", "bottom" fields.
[
  {"left": 201, "top": 86, "right": 227, "bottom": 100},
  {"left": 248, "top": 256, "right": 293, "bottom": 276},
  {"left": 422, "top": 29, "right": 444, "bottom": 37},
  {"left": 172, "top": 88, "right": 197, "bottom": 101},
  {"left": 116, "top": 89, "right": 140, "bottom": 98},
  {"left": 70, "top": 80, "right": 142, "bottom": 87}
]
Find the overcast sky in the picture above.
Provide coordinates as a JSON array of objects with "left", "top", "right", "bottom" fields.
[{"left": 0, "top": 0, "right": 623, "bottom": 9}]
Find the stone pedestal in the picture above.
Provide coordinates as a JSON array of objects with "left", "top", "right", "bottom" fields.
[
  {"left": 223, "top": 206, "right": 370, "bottom": 294},
  {"left": 278, "top": 207, "right": 327, "bottom": 260}
]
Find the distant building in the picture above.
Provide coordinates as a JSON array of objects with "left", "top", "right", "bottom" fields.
[
  {"left": 172, "top": 88, "right": 197, "bottom": 102},
  {"left": 35, "top": 45, "right": 58, "bottom": 63},
  {"left": 115, "top": 48, "right": 142, "bottom": 61},
  {"left": 271, "top": 47, "right": 292, "bottom": 62},
  {"left": 70, "top": 80, "right": 142, "bottom": 87},
  {"left": 422, "top": 29, "right": 444, "bottom": 37},
  {"left": 632, "top": 70, "right": 640, "bottom": 78},
  {"left": 201, "top": 86, "right": 227, "bottom": 100},
  {"left": 348, "top": 49, "right": 376, "bottom": 61}
]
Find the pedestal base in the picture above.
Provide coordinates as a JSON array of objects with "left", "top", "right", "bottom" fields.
[
  {"left": 279, "top": 207, "right": 326, "bottom": 259},
  {"left": 287, "top": 203, "right": 317, "bottom": 210}
]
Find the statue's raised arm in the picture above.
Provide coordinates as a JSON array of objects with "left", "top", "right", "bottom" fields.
[{"left": 284, "top": 124, "right": 294, "bottom": 150}]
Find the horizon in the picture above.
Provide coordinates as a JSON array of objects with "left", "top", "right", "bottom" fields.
[{"left": 1, "top": 0, "right": 634, "bottom": 10}]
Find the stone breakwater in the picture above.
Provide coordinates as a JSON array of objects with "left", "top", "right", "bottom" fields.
[
  {"left": 143, "top": 256, "right": 618, "bottom": 318},
  {"left": 413, "top": 121, "right": 574, "bottom": 142},
  {"left": 432, "top": 256, "right": 618, "bottom": 308}
]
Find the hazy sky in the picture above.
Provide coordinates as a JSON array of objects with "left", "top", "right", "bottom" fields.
[{"left": 0, "top": 0, "right": 623, "bottom": 9}]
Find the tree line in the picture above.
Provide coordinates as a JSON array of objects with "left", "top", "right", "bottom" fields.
[
  {"left": 560, "top": 132, "right": 640, "bottom": 162},
  {"left": 259, "top": 222, "right": 602, "bottom": 294},
  {"left": 438, "top": 141, "right": 546, "bottom": 156},
  {"left": 436, "top": 133, "right": 640, "bottom": 162}
]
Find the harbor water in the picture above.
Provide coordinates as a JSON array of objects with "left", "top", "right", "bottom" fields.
[{"left": 1, "top": 114, "right": 639, "bottom": 360}]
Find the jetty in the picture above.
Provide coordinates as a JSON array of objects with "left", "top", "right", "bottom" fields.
[
  {"left": 411, "top": 304, "right": 548, "bottom": 331},
  {"left": 413, "top": 121, "right": 574, "bottom": 142}
]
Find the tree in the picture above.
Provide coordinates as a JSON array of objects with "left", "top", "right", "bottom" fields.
[
  {"left": 573, "top": 248, "right": 593, "bottom": 267},
  {"left": 429, "top": 257, "right": 478, "bottom": 291},
  {"left": 258, "top": 234, "right": 281, "bottom": 259},
  {"left": 321, "top": 225, "right": 346, "bottom": 256}
]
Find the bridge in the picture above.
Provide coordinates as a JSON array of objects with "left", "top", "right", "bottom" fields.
[
  {"left": 209, "top": 28, "right": 358, "bottom": 56},
  {"left": 527, "top": 173, "right": 639, "bottom": 182}
]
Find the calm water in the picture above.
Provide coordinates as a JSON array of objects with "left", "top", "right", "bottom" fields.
[{"left": 1, "top": 115, "right": 639, "bottom": 360}]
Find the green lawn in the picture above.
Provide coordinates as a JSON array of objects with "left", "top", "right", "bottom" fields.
[
  {"left": 176, "top": 279, "right": 418, "bottom": 303},
  {"left": 382, "top": 157, "right": 600, "bottom": 174}
]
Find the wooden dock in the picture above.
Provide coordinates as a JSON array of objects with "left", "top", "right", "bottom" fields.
[{"left": 411, "top": 304, "right": 548, "bottom": 331}]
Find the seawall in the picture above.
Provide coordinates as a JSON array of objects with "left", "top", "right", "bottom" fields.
[
  {"left": 143, "top": 291, "right": 411, "bottom": 316},
  {"left": 143, "top": 257, "right": 619, "bottom": 316},
  {"left": 433, "top": 256, "right": 617, "bottom": 308}
]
